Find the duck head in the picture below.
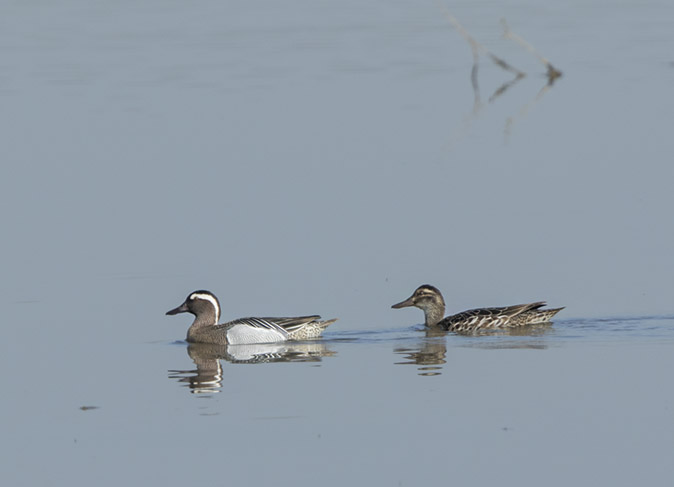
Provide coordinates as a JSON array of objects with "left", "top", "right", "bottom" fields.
[
  {"left": 392, "top": 284, "right": 446, "bottom": 327},
  {"left": 166, "top": 290, "right": 221, "bottom": 327}
]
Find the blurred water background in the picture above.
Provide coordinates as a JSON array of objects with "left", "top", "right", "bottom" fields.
[{"left": 2, "top": 1, "right": 674, "bottom": 485}]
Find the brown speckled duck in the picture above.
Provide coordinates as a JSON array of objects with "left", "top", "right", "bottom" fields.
[{"left": 392, "top": 284, "right": 563, "bottom": 333}]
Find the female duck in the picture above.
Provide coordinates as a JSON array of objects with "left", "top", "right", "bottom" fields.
[
  {"left": 166, "top": 290, "right": 336, "bottom": 345},
  {"left": 392, "top": 284, "right": 563, "bottom": 332}
]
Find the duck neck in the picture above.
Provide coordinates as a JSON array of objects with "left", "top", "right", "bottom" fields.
[
  {"left": 190, "top": 312, "right": 217, "bottom": 329},
  {"left": 424, "top": 304, "right": 445, "bottom": 327},
  {"left": 186, "top": 313, "right": 217, "bottom": 342}
]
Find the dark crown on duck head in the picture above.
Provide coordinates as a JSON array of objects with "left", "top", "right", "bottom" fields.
[
  {"left": 391, "top": 284, "right": 445, "bottom": 310},
  {"left": 391, "top": 284, "right": 446, "bottom": 327},
  {"left": 166, "top": 290, "right": 221, "bottom": 325}
]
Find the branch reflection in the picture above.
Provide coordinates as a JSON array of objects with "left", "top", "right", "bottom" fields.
[{"left": 439, "top": 7, "right": 563, "bottom": 144}]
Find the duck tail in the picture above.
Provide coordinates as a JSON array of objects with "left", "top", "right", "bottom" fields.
[
  {"left": 316, "top": 318, "right": 338, "bottom": 329},
  {"left": 530, "top": 306, "right": 564, "bottom": 323}
]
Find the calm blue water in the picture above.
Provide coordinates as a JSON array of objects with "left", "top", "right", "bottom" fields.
[{"left": 2, "top": 0, "right": 674, "bottom": 485}]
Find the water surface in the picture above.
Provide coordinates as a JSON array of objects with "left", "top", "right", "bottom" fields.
[{"left": 2, "top": 0, "right": 674, "bottom": 485}]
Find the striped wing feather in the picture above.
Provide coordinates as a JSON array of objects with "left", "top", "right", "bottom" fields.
[
  {"left": 259, "top": 315, "right": 323, "bottom": 333},
  {"left": 440, "top": 302, "right": 550, "bottom": 332},
  {"left": 220, "top": 317, "right": 289, "bottom": 333},
  {"left": 217, "top": 317, "right": 290, "bottom": 345},
  {"left": 217, "top": 316, "right": 335, "bottom": 343}
]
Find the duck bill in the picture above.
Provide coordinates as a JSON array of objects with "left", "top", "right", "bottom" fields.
[
  {"left": 391, "top": 296, "right": 415, "bottom": 309},
  {"left": 166, "top": 301, "right": 189, "bottom": 316}
]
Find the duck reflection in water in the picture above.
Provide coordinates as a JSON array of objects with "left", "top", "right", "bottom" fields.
[
  {"left": 395, "top": 324, "right": 556, "bottom": 376},
  {"left": 169, "top": 341, "right": 336, "bottom": 394},
  {"left": 395, "top": 327, "right": 448, "bottom": 377}
]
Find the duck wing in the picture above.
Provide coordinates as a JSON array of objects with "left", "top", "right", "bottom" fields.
[
  {"left": 214, "top": 317, "right": 290, "bottom": 345},
  {"left": 258, "top": 315, "right": 323, "bottom": 333},
  {"left": 220, "top": 317, "right": 290, "bottom": 332},
  {"left": 440, "top": 302, "right": 549, "bottom": 331}
]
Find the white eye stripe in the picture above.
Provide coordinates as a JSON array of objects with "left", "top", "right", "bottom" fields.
[{"left": 189, "top": 293, "right": 220, "bottom": 323}]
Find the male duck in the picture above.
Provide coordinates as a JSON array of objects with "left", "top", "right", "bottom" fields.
[
  {"left": 392, "top": 284, "right": 563, "bottom": 332},
  {"left": 166, "top": 290, "right": 336, "bottom": 345}
]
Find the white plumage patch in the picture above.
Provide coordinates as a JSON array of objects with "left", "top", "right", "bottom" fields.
[
  {"left": 189, "top": 292, "right": 220, "bottom": 323},
  {"left": 226, "top": 324, "right": 288, "bottom": 345},
  {"left": 225, "top": 343, "right": 288, "bottom": 361}
]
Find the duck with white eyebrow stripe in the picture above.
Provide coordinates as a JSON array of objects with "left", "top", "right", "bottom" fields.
[
  {"left": 392, "top": 284, "right": 563, "bottom": 333},
  {"left": 166, "top": 290, "right": 337, "bottom": 345}
]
